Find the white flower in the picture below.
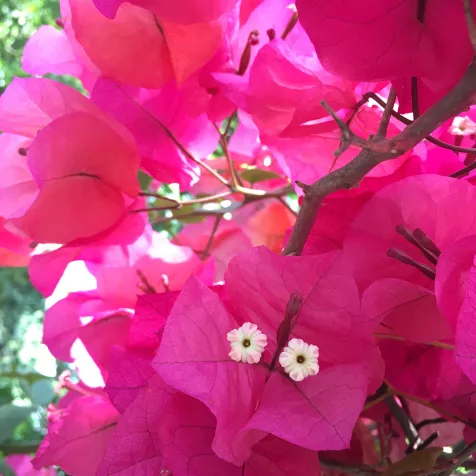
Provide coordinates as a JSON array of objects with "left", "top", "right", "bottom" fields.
[
  {"left": 227, "top": 322, "right": 267, "bottom": 364},
  {"left": 279, "top": 338, "right": 319, "bottom": 382},
  {"left": 449, "top": 116, "right": 476, "bottom": 136}
]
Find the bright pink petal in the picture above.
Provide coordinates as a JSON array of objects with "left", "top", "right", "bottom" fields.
[
  {"left": 363, "top": 278, "right": 453, "bottom": 342},
  {"left": 22, "top": 25, "right": 82, "bottom": 78},
  {"left": 127, "top": 292, "right": 179, "bottom": 351},
  {"left": 148, "top": 0, "right": 239, "bottom": 24},
  {"left": 245, "top": 364, "right": 367, "bottom": 451},
  {"left": 43, "top": 294, "right": 130, "bottom": 366},
  {"left": 216, "top": 37, "right": 355, "bottom": 138},
  {"left": 455, "top": 264, "right": 476, "bottom": 384},
  {"left": 32, "top": 395, "right": 118, "bottom": 476},
  {"left": 105, "top": 347, "right": 156, "bottom": 413},
  {"left": 301, "top": 190, "right": 372, "bottom": 254},
  {"left": 296, "top": 0, "right": 434, "bottom": 81},
  {"left": 163, "top": 20, "right": 224, "bottom": 84},
  {"left": 296, "top": 0, "right": 473, "bottom": 112},
  {"left": 10, "top": 111, "right": 138, "bottom": 243},
  {"left": 225, "top": 247, "right": 361, "bottom": 352},
  {"left": 27, "top": 112, "right": 138, "bottom": 195},
  {"left": 69, "top": 0, "right": 173, "bottom": 88},
  {"left": 0, "top": 133, "right": 37, "bottom": 219},
  {"left": 153, "top": 277, "right": 268, "bottom": 465},
  {"left": 91, "top": 79, "right": 218, "bottom": 189},
  {"left": 0, "top": 77, "right": 98, "bottom": 138},
  {"left": 134, "top": 232, "right": 204, "bottom": 292},
  {"left": 12, "top": 175, "right": 125, "bottom": 244},
  {"left": 344, "top": 175, "right": 476, "bottom": 293},
  {"left": 436, "top": 234, "right": 476, "bottom": 328},
  {"left": 225, "top": 246, "right": 385, "bottom": 391},
  {"left": 176, "top": 216, "right": 252, "bottom": 280},
  {"left": 29, "top": 247, "right": 81, "bottom": 297},
  {"left": 6, "top": 455, "right": 56, "bottom": 476},
  {"left": 99, "top": 372, "right": 320, "bottom": 476}
]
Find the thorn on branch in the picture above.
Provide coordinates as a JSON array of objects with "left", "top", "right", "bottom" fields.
[
  {"left": 295, "top": 180, "right": 310, "bottom": 194},
  {"left": 321, "top": 100, "right": 399, "bottom": 157}
]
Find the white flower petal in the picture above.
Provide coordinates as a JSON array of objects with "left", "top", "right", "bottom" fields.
[
  {"left": 279, "top": 338, "right": 320, "bottom": 382},
  {"left": 227, "top": 322, "right": 267, "bottom": 364}
]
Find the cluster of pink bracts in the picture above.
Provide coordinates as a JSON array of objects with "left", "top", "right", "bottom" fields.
[{"left": 2, "top": 0, "right": 476, "bottom": 475}]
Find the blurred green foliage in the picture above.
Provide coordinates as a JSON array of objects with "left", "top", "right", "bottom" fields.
[
  {"left": 0, "top": 0, "right": 62, "bottom": 471},
  {"left": 0, "top": 0, "right": 60, "bottom": 92}
]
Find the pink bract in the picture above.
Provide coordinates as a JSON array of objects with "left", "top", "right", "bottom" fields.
[
  {"left": 296, "top": 0, "right": 474, "bottom": 112},
  {"left": 0, "top": 78, "right": 140, "bottom": 244},
  {"left": 153, "top": 247, "right": 384, "bottom": 464},
  {"left": 32, "top": 394, "right": 119, "bottom": 476}
]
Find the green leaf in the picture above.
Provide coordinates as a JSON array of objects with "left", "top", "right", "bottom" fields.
[
  {"left": 0, "top": 458, "right": 15, "bottom": 476},
  {"left": 383, "top": 447, "right": 443, "bottom": 476},
  {"left": 0, "top": 404, "right": 33, "bottom": 444},
  {"left": 31, "top": 379, "right": 54, "bottom": 406},
  {"left": 241, "top": 168, "right": 281, "bottom": 184},
  {"left": 138, "top": 170, "right": 153, "bottom": 191}
]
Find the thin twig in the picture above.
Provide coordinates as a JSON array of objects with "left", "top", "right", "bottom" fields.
[
  {"left": 139, "top": 192, "right": 179, "bottom": 204},
  {"left": 132, "top": 191, "right": 234, "bottom": 213},
  {"left": 391, "top": 386, "right": 476, "bottom": 430},
  {"left": 162, "top": 126, "right": 230, "bottom": 187},
  {"left": 319, "top": 457, "right": 379, "bottom": 475},
  {"left": 214, "top": 121, "right": 241, "bottom": 189},
  {"left": 152, "top": 209, "right": 225, "bottom": 225},
  {"left": 376, "top": 87, "right": 397, "bottom": 139},
  {"left": 150, "top": 185, "right": 294, "bottom": 224},
  {"left": 385, "top": 395, "right": 422, "bottom": 451},
  {"left": 412, "top": 77, "right": 420, "bottom": 119},
  {"left": 450, "top": 159, "right": 476, "bottom": 177},
  {"left": 437, "top": 440, "right": 476, "bottom": 476},
  {"left": 415, "top": 417, "right": 447, "bottom": 431},
  {"left": 373, "top": 334, "right": 455, "bottom": 350},
  {"left": 201, "top": 215, "right": 222, "bottom": 260},
  {"left": 276, "top": 196, "right": 298, "bottom": 216}
]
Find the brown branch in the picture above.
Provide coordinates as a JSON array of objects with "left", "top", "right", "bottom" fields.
[
  {"left": 276, "top": 196, "right": 298, "bottom": 216},
  {"left": 319, "top": 457, "right": 379, "bottom": 475},
  {"left": 283, "top": 62, "right": 476, "bottom": 256},
  {"left": 213, "top": 120, "right": 242, "bottom": 190},
  {"left": 412, "top": 77, "right": 420, "bottom": 119},
  {"left": 359, "top": 92, "right": 476, "bottom": 154},
  {"left": 464, "top": 0, "right": 476, "bottom": 56},
  {"left": 151, "top": 209, "right": 225, "bottom": 225},
  {"left": 201, "top": 215, "right": 222, "bottom": 260},
  {"left": 376, "top": 87, "right": 397, "bottom": 139},
  {"left": 436, "top": 440, "right": 476, "bottom": 476},
  {"left": 450, "top": 159, "right": 476, "bottom": 177},
  {"left": 385, "top": 395, "right": 422, "bottom": 451},
  {"left": 132, "top": 191, "right": 234, "bottom": 213},
  {"left": 150, "top": 184, "right": 293, "bottom": 224}
]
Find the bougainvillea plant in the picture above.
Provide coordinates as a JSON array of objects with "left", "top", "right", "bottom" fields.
[{"left": 5, "top": 0, "right": 476, "bottom": 474}]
